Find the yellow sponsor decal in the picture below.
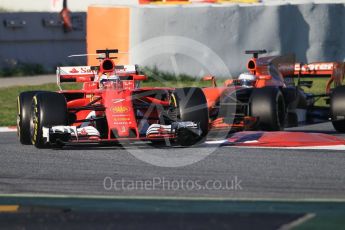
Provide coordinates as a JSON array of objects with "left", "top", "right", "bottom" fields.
[
  {"left": 32, "top": 96, "right": 38, "bottom": 145},
  {"left": 170, "top": 94, "right": 177, "bottom": 107},
  {"left": 17, "top": 97, "right": 21, "bottom": 136},
  {"left": 114, "top": 117, "right": 131, "bottom": 121},
  {"left": 17, "top": 96, "right": 20, "bottom": 115},
  {"left": 111, "top": 106, "right": 130, "bottom": 113},
  {"left": 217, "top": 0, "right": 259, "bottom": 3},
  {"left": 0, "top": 205, "right": 19, "bottom": 212}
]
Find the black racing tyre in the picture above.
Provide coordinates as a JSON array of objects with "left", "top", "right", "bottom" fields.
[
  {"left": 17, "top": 91, "right": 45, "bottom": 145},
  {"left": 30, "top": 92, "right": 68, "bottom": 148},
  {"left": 331, "top": 85, "right": 345, "bottom": 132},
  {"left": 171, "top": 87, "right": 209, "bottom": 146},
  {"left": 250, "top": 87, "right": 286, "bottom": 131}
]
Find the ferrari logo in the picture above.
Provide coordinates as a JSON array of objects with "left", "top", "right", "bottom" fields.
[{"left": 111, "top": 106, "right": 129, "bottom": 113}]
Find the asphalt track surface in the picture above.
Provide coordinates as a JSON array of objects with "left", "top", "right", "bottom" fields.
[{"left": 0, "top": 122, "right": 344, "bottom": 200}]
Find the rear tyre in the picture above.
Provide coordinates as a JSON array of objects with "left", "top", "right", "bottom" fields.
[
  {"left": 331, "top": 85, "right": 345, "bottom": 132},
  {"left": 250, "top": 87, "right": 286, "bottom": 131},
  {"left": 171, "top": 87, "right": 209, "bottom": 146},
  {"left": 17, "top": 91, "right": 45, "bottom": 145},
  {"left": 30, "top": 92, "right": 68, "bottom": 148}
]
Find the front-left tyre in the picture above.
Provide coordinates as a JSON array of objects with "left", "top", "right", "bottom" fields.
[
  {"left": 30, "top": 92, "right": 68, "bottom": 148},
  {"left": 17, "top": 91, "right": 45, "bottom": 145}
]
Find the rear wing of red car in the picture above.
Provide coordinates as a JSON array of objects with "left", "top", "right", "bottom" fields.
[
  {"left": 56, "top": 65, "right": 138, "bottom": 87},
  {"left": 57, "top": 66, "right": 96, "bottom": 83}
]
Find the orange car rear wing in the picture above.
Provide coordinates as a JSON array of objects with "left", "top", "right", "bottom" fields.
[
  {"left": 294, "top": 62, "right": 344, "bottom": 77},
  {"left": 294, "top": 62, "right": 345, "bottom": 94}
]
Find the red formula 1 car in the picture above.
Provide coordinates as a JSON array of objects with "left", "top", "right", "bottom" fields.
[
  {"left": 205, "top": 50, "right": 345, "bottom": 133},
  {"left": 17, "top": 49, "right": 213, "bottom": 148}
]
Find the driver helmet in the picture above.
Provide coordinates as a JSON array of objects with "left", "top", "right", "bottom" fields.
[
  {"left": 238, "top": 72, "right": 256, "bottom": 88},
  {"left": 99, "top": 74, "right": 121, "bottom": 89}
]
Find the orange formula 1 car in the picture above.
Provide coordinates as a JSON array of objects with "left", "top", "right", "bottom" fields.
[
  {"left": 207, "top": 50, "right": 345, "bottom": 133},
  {"left": 16, "top": 49, "right": 345, "bottom": 148}
]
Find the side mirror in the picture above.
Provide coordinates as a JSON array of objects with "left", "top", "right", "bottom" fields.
[
  {"left": 224, "top": 79, "right": 234, "bottom": 87},
  {"left": 202, "top": 75, "right": 217, "bottom": 87},
  {"left": 133, "top": 74, "right": 148, "bottom": 81},
  {"left": 258, "top": 75, "right": 272, "bottom": 80}
]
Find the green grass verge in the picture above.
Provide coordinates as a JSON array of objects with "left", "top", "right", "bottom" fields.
[
  {"left": 0, "top": 84, "right": 80, "bottom": 126},
  {"left": 0, "top": 77, "right": 330, "bottom": 127},
  {"left": 296, "top": 78, "right": 330, "bottom": 107}
]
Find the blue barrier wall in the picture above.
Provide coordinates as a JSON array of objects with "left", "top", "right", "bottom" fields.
[{"left": 0, "top": 12, "right": 86, "bottom": 71}]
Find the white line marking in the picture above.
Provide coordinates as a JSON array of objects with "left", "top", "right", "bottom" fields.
[
  {"left": 225, "top": 145, "right": 345, "bottom": 151},
  {"left": 0, "top": 127, "right": 17, "bottom": 133},
  {"left": 204, "top": 140, "right": 228, "bottom": 145},
  {"left": 278, "top": 213, "right": 316, "bottom": 230},
  {"left": 0, "top": 193, "right": 345, "bottom": 203},
  {"left": 205, "top": 139, "right": 345, "bottom": 151},
  {"left": 2, "top": 129, "right": 344, "bottom": 151}
]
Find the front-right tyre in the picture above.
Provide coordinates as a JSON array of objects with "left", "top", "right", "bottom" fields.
[
  {"left": 170, "top": 87, "right": 209, "bottom": 146},
  {"left": 250, "top": 87, "right": 286, "bottom": 131},
  {"left": 30, "top": 92, "right": 68, "bottom": 148},
  {"left": 331, "top": 85, "right": 345, "bottom": 132}
]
